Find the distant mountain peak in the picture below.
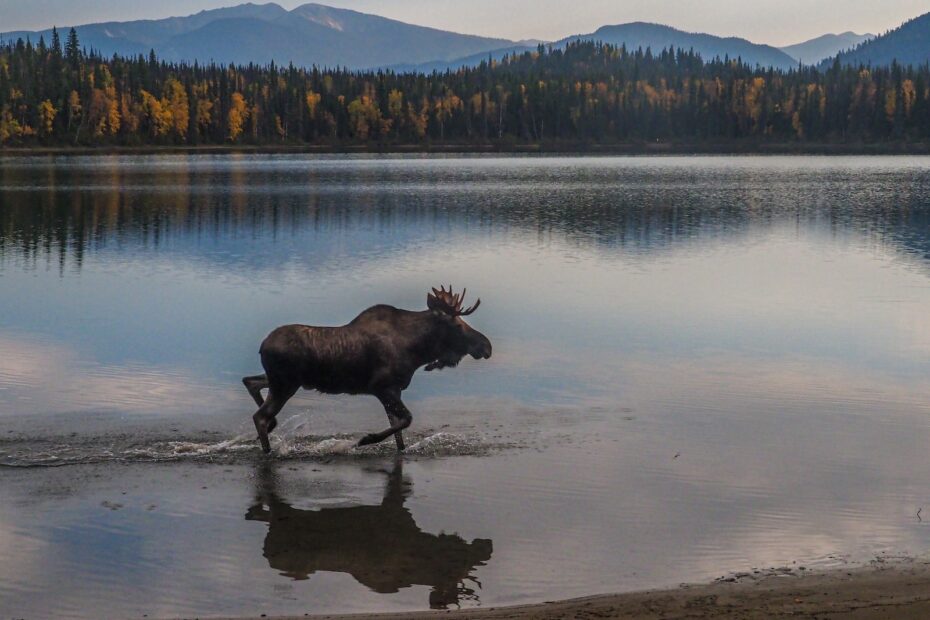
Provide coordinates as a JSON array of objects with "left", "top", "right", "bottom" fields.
[
  {"left": 780, "top": 31, "right": 873, "bottom": 65},
  {"left": 290, "top": 4, "right": 347, "bottom": 31},
  {"left": 560, "top": 21, "right": 797, "bottom": 70},
  {"left": 189, "top": 2, "right": 288, "bottom": 21},
  {"left": 837, "top": 30, "right": 870, "bottom": 37}
]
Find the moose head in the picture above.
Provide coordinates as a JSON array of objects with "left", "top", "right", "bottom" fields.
[{"left": 425, "top": 285, "right": 492, "bottom": 371}]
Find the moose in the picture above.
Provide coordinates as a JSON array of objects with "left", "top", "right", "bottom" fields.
[{"left": 243, "top": 286, "right": 492, "bottom": 453}]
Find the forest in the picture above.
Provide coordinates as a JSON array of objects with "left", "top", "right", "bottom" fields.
[{"left": 1, "top": 27, "right": 930, "bottom": 147}]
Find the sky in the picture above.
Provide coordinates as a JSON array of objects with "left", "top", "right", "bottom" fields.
[{"left": 0, "top": 0, "right": 927, "bottom": 46}]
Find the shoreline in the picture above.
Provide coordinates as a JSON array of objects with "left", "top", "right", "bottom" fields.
[
  {"left": 220, "top": 559, "right": 930, "bottom": 620},
  {"left": 5, "top": 142, "right": 930, "bottom": 157}
]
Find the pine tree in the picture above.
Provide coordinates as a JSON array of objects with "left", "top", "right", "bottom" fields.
[
  {"left": 65, "top": 28, "right": 80, "bottom": 69},
  {"left": 50, "top": 27, "right": 62, "bottom": 57}
]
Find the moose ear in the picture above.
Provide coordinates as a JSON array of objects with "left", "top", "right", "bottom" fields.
[{"left": 427, "top": 293, "right": 441, "bottom": 312}]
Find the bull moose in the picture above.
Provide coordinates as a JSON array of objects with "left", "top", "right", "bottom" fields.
[{"left": 243, "top": 286, "right": 492, "bottom": 453}]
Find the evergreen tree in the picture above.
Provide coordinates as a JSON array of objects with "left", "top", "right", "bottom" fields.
[
  {"left": 51, "top": 27, "right": 62, "bottom": 57},
  {"left": 65, "top": 28, "right": 80, "bottom": 68}
]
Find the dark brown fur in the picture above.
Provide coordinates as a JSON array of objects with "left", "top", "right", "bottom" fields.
[{"left": 244, "top": 288, "right": 492, "bottom": 453}]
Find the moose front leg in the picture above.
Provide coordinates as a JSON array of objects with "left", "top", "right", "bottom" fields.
[
  {"left": 358, "top": 391, "right": 411, "bottom": 450},
  {"left": 387, "top": 413, "right": 406, "bottom": 451}
]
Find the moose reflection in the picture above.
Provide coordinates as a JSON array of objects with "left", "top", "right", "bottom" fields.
[{"left": 245, "top": 460, "right": 493, "bottom": 608}]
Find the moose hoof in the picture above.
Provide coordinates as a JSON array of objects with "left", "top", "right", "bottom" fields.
[
  {"left": 253, "top": 415, "right": 272, "bottom": 454},
  {"left": 357, "top": 433, "right": 380, "bottom": 447}
]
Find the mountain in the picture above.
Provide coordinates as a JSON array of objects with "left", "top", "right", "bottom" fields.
[
  {"left": 3, "top": 4, "right": 291, "bottom": 59},
  {"left": 559, "top": 22, "right": 799, "bottom": 71},
  {"left": 829, "top": 12, "right": 930, "bottom": 68},
  {"left": 408, "top": 22, "right": 800, "bottom": 74},
  {"left": 780, "top": 32, "right": 873, "bottom": 65},
  {"left": 2, "top": 2, "right": 514, "bottom": 69},
  {"left": 3, "top": 3, "right": 907, "bottom": 73}
]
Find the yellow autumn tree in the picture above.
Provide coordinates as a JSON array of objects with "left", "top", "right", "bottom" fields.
[
  {"left": 885, "top": 88, "right": 897, "bottom": 123},
  {"left": 37, "top": 99, "right": 58, "bottom": 137},
  {"left": 347, "top": 95, "right": 382, "bottom": 140},
  {"left": 163, "top": 79, "right": 189, "bottom": 140},
  {"left": 195, "top": 97, "right": 213, "bottom": 136},
  {"left": 306, "top": 91, "right": 321, "bottom": 116},
  {"left": 469, "top": 92, "right": 483, "bottom": 117},
  {"left": 434, "top": 92, "right": 461, "bottom": 139},
  {"left": 0, "top": 105, "right": 23, "bottom": 143},
  {"left": 407, "top": 99, "right": 429, "bottom": 139},
  {"left": 387, "top": 89, "right": 404, "bottom": 133},
  {"left": 139, "top": 90, "right": 171, "bottom": 137},
  {"left": 67, "top": 90, "right": 82, "bottom": 133},
  {"left": 228, "top": 92, "right": 248, "bottom": 141},
  {"left": 902, "top": 79, "right": 917, "bottom": 118},
  {"left": 745, "top": 77, "right": 765, "bottom": 129},
  {"left": 120, "top": 93, "right": 140, "bottom": 135},
  {"left": 106, "top": 87, "right": 121, "bottom": 135},
  {"left": 88, "top": 89, "right": 110, "bottom": 137}
]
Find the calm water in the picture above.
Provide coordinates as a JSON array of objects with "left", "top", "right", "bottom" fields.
[{"left": 3, "top": 154, "right": 930, "bottom": 618}]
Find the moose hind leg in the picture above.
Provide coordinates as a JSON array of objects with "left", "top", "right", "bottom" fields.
[
  {"left": 253, "top": 384, "right": 298, "bottom": 454},
  {"left": 359, "top": 393, "right": 412, "bottom": 449},
  {"left": 243, "top": 374, "right": 269, "bottom": 407}
]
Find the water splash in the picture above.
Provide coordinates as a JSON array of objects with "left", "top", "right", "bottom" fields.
[
  {"left": 0, "top": 429, "right": 502, "bottom": 468},
  {"left": 405, "top": 432, "right": 474, "bottom": 455},
  {"left": 136, "top": 433, "right": 257, "bottom": 459}
]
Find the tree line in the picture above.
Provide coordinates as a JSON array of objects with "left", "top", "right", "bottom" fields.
[{"left": 2, "top": 28, "right": 930, "bottom": 147}]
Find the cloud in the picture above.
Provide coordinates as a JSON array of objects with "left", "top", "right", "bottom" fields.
[{"left": 0, "top": 333, "right": 236, "bottom": 417}]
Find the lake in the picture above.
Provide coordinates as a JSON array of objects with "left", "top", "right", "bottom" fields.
[{"left": 2, "top": 154, "right": 930, "bottom": 618}]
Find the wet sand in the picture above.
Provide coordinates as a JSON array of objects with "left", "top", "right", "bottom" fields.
[{"left": 249, "top": 561, "right": 930, "bottom": 620}]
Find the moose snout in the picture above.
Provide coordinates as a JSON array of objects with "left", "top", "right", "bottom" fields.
[{"left": 470, "top": 335, "right": 492, "bottom": 360}]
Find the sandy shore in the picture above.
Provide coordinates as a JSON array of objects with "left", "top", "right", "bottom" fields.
[{"left": 234, "top": 559, "right": 930, "bottom": 620}]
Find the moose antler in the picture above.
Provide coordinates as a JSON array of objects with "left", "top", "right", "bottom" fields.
[{"left": 427, "top": 284, "right": 481, "bottom": 316}]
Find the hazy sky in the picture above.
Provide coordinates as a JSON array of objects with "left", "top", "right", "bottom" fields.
[{"left": 1, "top": 0, "right": 927, "bottom": 46}]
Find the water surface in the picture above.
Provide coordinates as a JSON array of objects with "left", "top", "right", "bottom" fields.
[{"left": 3, "top": 154, "right": 930, "bottom": 618}]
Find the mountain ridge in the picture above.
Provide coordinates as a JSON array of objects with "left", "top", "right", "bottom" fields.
[
  {"left": 559, "top": 22, "right": 798, "bottom": 70},
  {"left": 828, "top": 12, "right": 930, "bottom": 68},
  {"left": 3, "top": 3, "right": 926, "bottom": 72},
  {"left": 779, "top": 31, "right": 873, "bottom": 65},
  {"left": 2, "top": 2, "right": 514, "bottom": 69},
  {"left": 400, "top": 22, "right": 805, "bottom": 73}
]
